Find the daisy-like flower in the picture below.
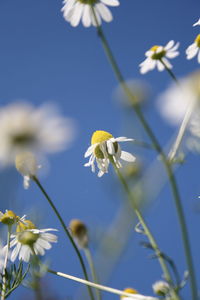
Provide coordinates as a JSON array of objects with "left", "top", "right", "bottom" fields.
[
  {"left": 152, "top": 281, "right": 170, "bottom": 296},
  {"left": 61, "top": 0, "right": 119, "bottom": 27},
  {"left": 193, "top": 18, "right": 200, "bottom": 27},
  {"left": 84, "top": 130, "right": 136, "bottom": 177},
  {"left": 0, "top": 210, "right": 26, "bottom": 226},
  {"left": 15, "top": 152, "right": 40, "bottom": 189},
  {"left": 186, "top": 34, "right": 200, "bottom": 63},
  {"left": 0, "top": 102, "right": 75, "bottom": 166},
  {"left": 139, "top": 40, "right": 179, "bottom": 74},
  {"left": 10, "top": 220, "right": 58, "bottom": 263}
]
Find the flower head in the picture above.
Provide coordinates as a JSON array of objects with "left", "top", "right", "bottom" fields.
[
  {"left": 15, "top": 152, "right": 40, "bottom": 189},
  {"left": 61, "top": 0, "right": 119, "bottom": 27},
  {"left": 0, "top": 210, "right": 25, "bottom": 226},
  {"left": 152, "top": 281, "right": 170, "bottom": 296},
  {"left": 0, "top": 102, "right": 75, "bottom": 166},
  {"left": 84, "top": 130, "right": 136, "bottom": 177},
  {"left": 10, "top": 220, "right": 58, "bottom": 262},
  {"left": 139, "top": 40, "right": 179, "bottom": 74},
  {"left": 120, "top": 288, "right": 138, "bottom": 299},
  {"left": 69, "top": 219, "right": 88, "bottom": 248},
  {"left": 186, "top": 34, "right": 200, "bottom": 63}
]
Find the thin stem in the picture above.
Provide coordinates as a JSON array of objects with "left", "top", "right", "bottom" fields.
[
  {"left": 84, "top": 247, "right": 101, "bottom": 300},
  {"left": 92, "top": 16, "right": 198, "bottom": 300},
  {"left": 113, "top": 166, "right": 180, "bottom": 300},
  {"left": 48, "top": 268, "right": 158, "bottom": 300},
  {"left": 1, "top": 225, "right": 11, "bottom": 300},
  {"left": 32, "top": 176, "right": 95, "bottom": 300},
  {"left": 160, "top": 58, "right": 179, "bottom": 85},
  {"left": 168, "top": 103, "right": 194, "bottom": 162}
]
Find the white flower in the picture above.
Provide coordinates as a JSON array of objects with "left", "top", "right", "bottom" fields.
[
  {"left": 15, "top": 152, "right": 40, "bottom": 189},
  {"left": 0, "top": 244, "right": 9, "bottom": 273},
  {"left": 186, "top": 34, "right": 200, "bottom": 63},
  {"left": 61, "top": 0, "right": 119, "bottom": 27},
  {"left": 152, "top": 281, "right": 170, "bottom": 296},
  {"left": 0, "top": 102, "right": 75, "bottom": 166},
  {"left": 84, "top": 130, "right": 136, "bottom": 177},
  {"left": 193, "top": 18, "right": 200, "bottom": 27},
  {"left": 10, "top": 220, "right": 58, "bottom": 263},
  {"left": 139, "top": 40, "right": 179, "bottom": 74},
  {"left": 157, "top": 71, "right": 200, "bottom": 150}
]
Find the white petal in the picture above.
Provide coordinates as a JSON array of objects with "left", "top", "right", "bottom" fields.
[
  {"left": 166, "top": 50, "right": 179, "bottom": 59},
  {"left": 91, "top": 7, "right": 101, "bottom": 26},
  {"left": 198, "top": 50, "right": 200, "bottom": 63},
  {"left": 19, "top": 245, "right": 31, "bottom": 262},
  {"left": 120, "top": 151, "right": 136, "bottom": 162},
  {"left": 37, "top": 238, "right": 52, "bottom": 250},
  {"left": 82, "top": 5, "right": 92, "bottom": 27},
  {"left": 100, "top": 0, "right": 119, "bottom": 6},
  {"left": 164, "top": 40, "right": 174, "bottom": 50},
  {"left": 70, "top": 2, "right": 84, "bottom": 27},
  {"left": 193, "top": 18, "right": 200, "bottom": 26},
  {"left": 115, "top": 137, "right": 134, "bottom": 142},
  {"left": 40, "top": 233, "right": 58, "bottom": 243},
  {"left": 107, "top": 140, "right": 115, "bottom": 154},
  {"left": 84, "top": 144, "right": 96, "bottom": 157},
  {"left": 11, "top": 243, "right": 21, "bottom": 262},
  {"left": 34, "top": 243, "right": 45, "bottom": 256},
  {"left": 96, "top": 3, "right": 113, "bottom": 22}
]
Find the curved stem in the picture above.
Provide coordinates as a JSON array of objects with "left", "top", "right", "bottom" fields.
[
  {"left": 84, "top": 247, "right": 101, "bottom": 300},
  {"left": 113, "top": 166, "right": 180, "bottom": 300},
  {"left": 92, "top": 14, "right": 198, "bottom": 299},
  {"left": 32, "top": 176, "right": 95, "bottom": 300},
  {"left": 48, "top": 268, "right": 158, "bottom": 300},
  {"left": 1, "top": 225, "right": 11, "bottom": 300},
  {"left": 160, "top": 58, "right": 179, "bottom": 85}
]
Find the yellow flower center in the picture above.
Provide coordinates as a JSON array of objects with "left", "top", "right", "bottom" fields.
[
  {"left": 150, "top": 45, "right": 166, "bottom": 60},
  {"left": 17, "top": 220, "right": 36, "bottom": 232},
  {"left": 121, "top": 288, "right": 138, "bottom": 299},
  {"left": 0, "top": 210, "right": 19, "bottom": 225},
  {"left": 91, "top": 130, "right": 113, "bottom": 145},
  {"left": 78, "top": 0, "right": 97, "bottom": 4},
  {"left": 18, "top": 231, "right": 39, "bottom": 246},
  {"left": 195, "top": 34, "right": 200, "bottom": 47}
]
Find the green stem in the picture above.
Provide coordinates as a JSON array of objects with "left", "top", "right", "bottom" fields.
[
  {"left": 92, "top": 14, "right": 198, "bottom": 300},
  {"left": 84, "top": 247, "right": 101, "bottom": 300},
  {"left": 113, "top": 166, "right": 180, "bottom": 300},
  {"left": 160, "top": 58, "right": 179, "bottom": 85},
  {"left": 32, "top": 176, "right": 95, "bottom": 300},
  {"left": 1, "top": 226, "right": 11, "bottom": 300}
]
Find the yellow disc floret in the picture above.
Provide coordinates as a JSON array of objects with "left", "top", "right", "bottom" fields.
[
  {"left": 121, "top": 288, "right": 138, "bottom": 299},
  {"left": 150, "top": 45, "right": 166, "bottom": 60},
  {"left": 195, "top": 34, "right": 200, "bottom": 48},
  {"left": 91, "top": 130, "right": 113, "bottom": 145},
  {"left": 0, "top": 210, "right": 19, "bottom": 225},
  {"left": 17, "top": 220, "right": 36, "bottom": 232}
]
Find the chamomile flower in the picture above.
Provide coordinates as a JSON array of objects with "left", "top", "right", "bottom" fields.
[
  {"left": 0, "top": 102, "right": 75, "bottom": 166},
  {"left": 0, "top": 210, "right": 26, "bottom": 226},
  {"left": 84, "top": 130, "right": 136, "bottom": 177},
  {"left": 139, "top": 40, "right": 179, "bottom": 74},
  {"left": 186, "top": 34, "right": 200, "bottom": 63},
  {"left": 15, "top": 152, "right": 40, "bottom": 189},
  {"left": 10, "top": 220, "right": 58, "bottom": 263},
  {"left": 61, "top": 0, "right": 119, "bottom": 27},
  {"left": 193, "top": 18, "right": 200, "bottom": 27}
]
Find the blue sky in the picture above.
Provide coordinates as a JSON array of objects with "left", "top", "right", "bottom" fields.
[{"left": 0, "top": 0, "right": 200, "bottom": 299}]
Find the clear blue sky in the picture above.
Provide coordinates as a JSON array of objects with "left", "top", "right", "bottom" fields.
[{"left": 0, "top": 0, "right": 200, "bottom": 299}]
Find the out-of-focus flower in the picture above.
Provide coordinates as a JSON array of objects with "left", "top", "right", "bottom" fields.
[
  {"left": 186, "top": 34, "right": 200, "bottom": 63},
  {"left": 152, "top": 281, "right": 170, "bottom": 296},
  {"left": 69, "top": 219, "right": 88, "bottom": 248},
  {"left": 15, "top": 152, "right": 40, "bottom": 189},
  {"left": 61, "top": 0, "right": 119, "bottom": 27},
  {"left": 10, "top": 220, "right": 57, "bottom": 262},
  {"left": 0, "top": 102, "right": 75, "bottom": 166},
  {"left": 120, "top": 288, "right": 138, "bottom": 299},
  {"left": 84, "top": 130, "right": 135, "bottom": 177},
  {"left": 0, "top": 210, "right": 25, "bottom": 226},
  {"left": 139, "top": 40, "right": 179, "bottom": 74},
  {"left": 193, "top": 18, "right": 200, "bottom": 27},
  {"left": 120, "top": 288, "right": 158, "bottom": 300},
  {"left": 157, "top": 71, "right": 200, "bottom": 151}
]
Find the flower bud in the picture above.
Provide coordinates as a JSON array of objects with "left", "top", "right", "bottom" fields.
[
  {"left": 69, "top": 219, "right": 88, "bottom": 248},
  {"left": 152, "top": 280, "right": 170, "bottom": 296},
  {"left": 0, "top": 210, "right": 18, "bottom": 225}
]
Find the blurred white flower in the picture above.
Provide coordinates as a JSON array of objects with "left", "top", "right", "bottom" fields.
[
  {"left": 10, "top": 220, "right": 58, "bottom": 263},
  {"left": 152, "top": 280, "right": 170, "bottom": 296},
  {"left": 84, "top": 130, "right": 135, "bottom": 177},
  {"left": 193, "top": 18, "right": 200, "bottom": 26},
  {"left": 186, "top": 34, "right": 200, "bottom": 63},
  {"left": 0, "top": 102, "right": 75, "bottom": 165},
  {"left": 61, "top": 0, "right": 119, "bottom": 27},
  {"left": 157, "top": 71, "right": 200, "bottom": 150},
  {"left": 15, "top": 152, "right": 40, "bottom": 189},
  {"left": 0, "top": 244, "right": 8, "bottom": 273},
  {"left": 139, "top": 40, "right": 179, "bottom": 74}
]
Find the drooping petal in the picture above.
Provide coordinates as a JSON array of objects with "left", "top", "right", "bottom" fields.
[
  {"left": 121, "top": 151, "right": 136, "bottom": 162},
  {"left": 82, "top": 5, "right": 92, "bottom": 27},
  {"left": 96, "top": 3, "right": 113, "bottom": 22}
]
